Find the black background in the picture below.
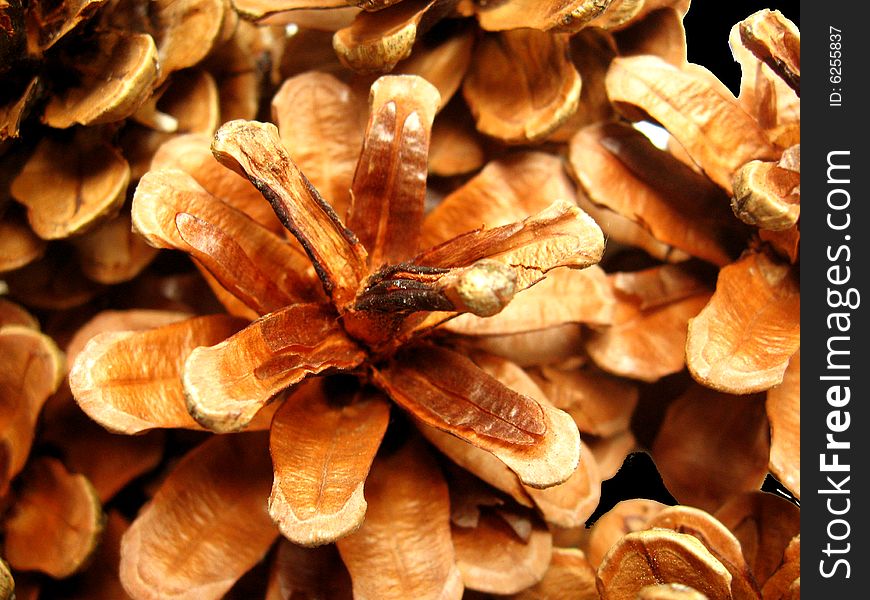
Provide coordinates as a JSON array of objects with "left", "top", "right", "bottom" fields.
[{"left": 683, "top": 1, "right": 800, "bottom": 93}]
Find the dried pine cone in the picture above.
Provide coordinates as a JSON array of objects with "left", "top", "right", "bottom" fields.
[
  {"left": 67, "top": 72, "right": 607, "bottom": 598},
  {"left": 0, "top": 298, "right": 168, "bottom": 596},
  {"left": 1, "top": 0, "right": 274, "bottom": 308},
  {"left": 0, "top": 2, "right": 800, "bottom": 598}
]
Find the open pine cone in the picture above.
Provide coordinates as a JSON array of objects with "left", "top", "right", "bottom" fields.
[
  {"left": 67, "top": 72, "right": 609, "bottom": 598},
  {"left": 1, "top": 0, "right": 275, "bottom": 307},
  {"left": 1, "top": 2, "right": 799, "bottom": 598}
]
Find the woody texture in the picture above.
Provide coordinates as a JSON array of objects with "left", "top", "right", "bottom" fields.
[{"left": 0, "top": 1, "right": 799, "bottom": 599}]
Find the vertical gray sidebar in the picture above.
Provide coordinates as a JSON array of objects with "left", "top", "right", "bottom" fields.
[{"left": 803, "top": 0, "right": 867, "bottom": 596}]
